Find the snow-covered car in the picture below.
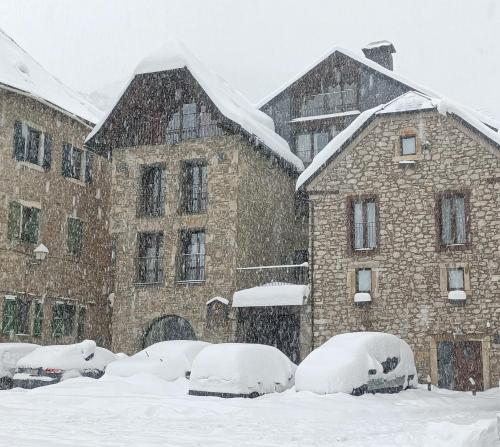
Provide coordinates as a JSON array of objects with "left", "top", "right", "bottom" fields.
[
  {"left": 106, "top": 340, "right": 210, "bottom": 381},
  {"left": 13, "top": 340, "right": 117, "bottom": 389},
  {"left": 189, "top": 343, "right": 296, "bottom": 398},
  {"left": 0, "top": 343, "right": 39, "bottom": 390},
  {"left": 295, "top": 332, "right": 417, "bottom": 395}
]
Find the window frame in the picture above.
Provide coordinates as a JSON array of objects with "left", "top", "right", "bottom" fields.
[
  {"left": 181, "top": 159, "right": 208, "bottom": 214},
  {"left": 400, "top": 135, "right": 417, "bottom": 156},
  {"left": 8, "top": 201, "right": 41, "bottom": 244},
  {"left": 67, "top": 217, "right": 84, "bottom": 256},
  {"left": 137, "top": 163, "right": 166, "bottom": 218},
  {"left": 347, "top": 195, "right": 380, "bottom": 255},
  {"left": 135, "top": 232, "right": 165, "bottom": 286},
  {"left": 2, "top": 295, "right": 31, "bottom": 336},
  {"left": 52, "top": 301, "right": 76, "bottom": 338},
  {"left": 355, "top": 268, "right": 372, "bottom": 293},
  {"left": 447, "top": 267, "right": 465, "bottom": 292},
  {"left": 178, "top": 229, "right": 206, "bottom": 283},
  {"left": 12, "top": 121, "right": 52, "bottom": 170},
  {"left": 435, "top": 190, "right": 471, "bottom": 251}
]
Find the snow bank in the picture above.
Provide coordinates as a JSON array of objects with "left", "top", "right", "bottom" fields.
[
  {"left": 189, "top": 343, "right": 296, "bottom": 396},
  {"left": 16, "top": 340, "right": 116, "bottom": 371},
  {"left": 86, "top": 39, "right": 303, "bottom": 172},
  {"left": 295, "top": 332, "right": 417, "bottom": 394},
  {"left": 0, "top": 343, "right": 38, "bottom": 378},
  {"left": 232, "top": 283, "right": 309, "bottom": 307},
  {"left": 0, "top": 28, "right": 102, "bottom": 124},
  {"left": 424, "top": 419, "right": 499, "bottom": 447},
  {"left": 106, "top": 340, "right": 210, "bottom": 381}
]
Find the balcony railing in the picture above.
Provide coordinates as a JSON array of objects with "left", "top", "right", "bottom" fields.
[
  {"left": 236, "top": 262, "right": 309, "bottom": 291},
  {"left": 178, "top": 253, "right": 205, "bottom": 282},
  {"left": 354, "top": 222, "right": 377, "bottom": 250},
  {"left": 165, "top": 124, "right": 225, "bottom": 145},
  {"left": 293, "top": 90, "right": 356, "bottom": 118},
  {"left": 184, "top": 186, "right": 208, "bottom": 214},
  {"left": 135, "top": 256, "right": 164, "bottom": 285}
]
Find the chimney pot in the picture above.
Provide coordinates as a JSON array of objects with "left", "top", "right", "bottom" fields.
[{"left": 362, "top": 40, "right": 396, "bottom": 71}]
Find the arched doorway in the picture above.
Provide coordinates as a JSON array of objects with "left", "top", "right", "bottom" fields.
[{"left": 143, "top": 315, "right": 196, "bottom": 348}]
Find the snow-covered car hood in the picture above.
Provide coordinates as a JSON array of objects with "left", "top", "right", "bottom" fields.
[{"left": 16, "top": 340, "right": 117, "bottom": 371}]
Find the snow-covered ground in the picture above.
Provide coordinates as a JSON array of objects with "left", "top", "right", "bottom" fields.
[{"left": 0, "top": 375, "right": 498, "bottom": 446}]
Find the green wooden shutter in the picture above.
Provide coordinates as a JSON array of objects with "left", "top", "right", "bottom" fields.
[
  {"left": 33, "top": 300, "right": 43, "bottom": 337},
  {"left": 12, "top": 121, "right": 25, "bottom": 161},
  {"left": 2, "top": 298, "right": 17, "bottom": 334},
  {"left": 67, "top": 218, "right": 83, "bottom": 255},
  {"left": 77, "top": 306, "right": 86, "bottom": 340},
  {"left": 52, "top": 303, "right": 64, "bottom": 337},
  {"left": 8, "top": 202, "right": 21, "bottom": 241},
  {"left": 43, "top": 134, "right": 52, "bottom": 171},
  {"left": 23, "top": 207, "right": 40, "bottom": 243},
  {"left": 85, "top": 151, "right": 94, "bottom": 183},
  {"left": 62, "top": 144, "right": 71, "bottom": 177}
]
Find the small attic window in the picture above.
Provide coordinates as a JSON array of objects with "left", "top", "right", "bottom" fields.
[{"left": 400, "top": 136, "right": 416, "bottom": 155}]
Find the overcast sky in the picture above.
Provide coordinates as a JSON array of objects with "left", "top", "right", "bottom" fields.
[{"left": 1, "top": 0, "right": 499, "bottom": 119}]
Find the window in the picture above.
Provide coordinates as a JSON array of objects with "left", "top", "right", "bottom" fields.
[
  {"left": 447, "top": 268, "right": 465, "bottom": 291},
  {"left": 401, "top": 136, "right": 416, "bottom": 155},
  {"left": 67, "top": 217, "right": 83, "bottom": 256},
  {"left": 136, "top": 232, "right": 164, "bottom": 285},
  {"left": 33, "top": 300, "right": 43, "bottom": 337},
  {"left": 77, "top": 306, "right": 86, "bottom": 341},
  {"left": 182, "top": 160, "right": 208, "bottom": 213},
  {"left": 52, "top": 302, "right": 76, "bottom": 337},
  {"left": 356, "top": 268, "right": 372, "bottom": 293},
  {"left": 8, "top": 202, "right": 40, "bottom": 244},
  {"left": 138, "top": 164, "right": 165, "bottom": 217},
  {"left": 295, "top": 131, "right": 330, "bottom": 163},
  {"left": 439, "top": 192, "right": 468, "bottom": 247},
  {"left": 2, "top": 296, "right": 30, "bottom": 335},
  {"left": 298, "top": 87, "right": 357, "bottom": 117},
  {"left": 350, "top": 197, "right": 377, "bottom": 251},
  {"left": 179, "top": 230, "right": 205, "bottom": 282},
  {"left": 62, "top": 143, "right": 82, "bottom": 180},
  {"left": 12, "top": 121, "right": 52, "bottom": 170}
]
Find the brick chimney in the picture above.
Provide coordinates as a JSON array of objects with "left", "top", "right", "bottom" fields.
[{"left": 362, "top": 41, "right": 396, "bottom": 71}]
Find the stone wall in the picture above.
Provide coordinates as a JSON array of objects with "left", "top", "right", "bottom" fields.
[
  {"left": 0, "top": 89, "right": 112, "bottom": 347},
  {"left": 306, "top": 110, "right": 500, "bottom": 388}
]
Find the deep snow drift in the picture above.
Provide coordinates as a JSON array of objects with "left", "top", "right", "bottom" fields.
[{"left": 0, "top": 375, "right": 498, "bottom": 447}]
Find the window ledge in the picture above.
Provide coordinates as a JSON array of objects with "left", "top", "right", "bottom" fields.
[
  {"left": 64, "top": 176, "right": 86, "bottom": 187},
  {"left": 134, "top": 282, "right": 164, "bottom": 288},
  {"left": 17, "top": 161, "right": 45, "bottom": 173},
  {"left": 177, "top": 280, "right": 206, "bottom": 285}
]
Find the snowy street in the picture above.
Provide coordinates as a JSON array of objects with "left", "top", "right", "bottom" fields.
[{"left": 1, "top": 376, "right": 498, "bottom": 447}]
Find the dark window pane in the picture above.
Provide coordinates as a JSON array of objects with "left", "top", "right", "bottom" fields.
[
  {"left": 441, "top": 194, "right": 467, "bottom": 246},
  {"left": 183, "top": 161, "right": 208, "bottom": 213},
  {"left": 179, "top": 230, "right": 205, "bottom": 281},
  {"left": 21, "top": 207, "right": 40, "bottom": 244},
  {"left": 137, "top": 232, "right": 164, "bottom": 284},
  {"left": 26, "top": 127, "right": 41, "bottom": 164},
  {"left": 352, "top": 198, "right": 377, "bottom": 250}
]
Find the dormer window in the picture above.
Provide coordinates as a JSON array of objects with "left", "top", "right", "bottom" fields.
[{"left": 401, "top": 135, "right": 416, "bottom": 155}]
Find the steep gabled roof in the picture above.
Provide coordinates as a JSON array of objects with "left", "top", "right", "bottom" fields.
[
  {"left": 0, "top": 28, "right": 102, "bottom": 125},
  {"left": 256, "top": 46, "right": 499, "bottom": 132},
  {"left": 297, "top": 91, "right": 500, "bottom": 190},
  {"left": 86, "top": 40, "right": 303, "bottom": 172}
]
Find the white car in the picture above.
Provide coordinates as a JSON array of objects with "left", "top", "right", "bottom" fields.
[
  {"left": 0, "top": 343, "right": 39, "bottom": 389},
  {"left": 295, "top": 332, "right": 417, "bottom": 395},
  {"left": 189, "top": 343, "right": 296, "bottom": 398},
  {"left": 106, "top": 340, "right": 210, "bottom": 381},
  {"left": 13, "top": 340, "right": 117, "bottom": 388}
]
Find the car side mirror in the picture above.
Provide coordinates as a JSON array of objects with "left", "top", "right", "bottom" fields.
[
  {"left": 84, "top": 353, "right": 95, "bottom": 361},
  {"left": 368, "top": 369, "right": 377, "bottom": 375}
]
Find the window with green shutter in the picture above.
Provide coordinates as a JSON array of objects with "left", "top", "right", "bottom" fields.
[
  {"left": 52, "top": 302, "right": 64, "bottom": 337},
  {"left": 77, "top": 306, "right": 86, "bottom": 341},
  {"left": 12, "top": 121, "right": 49, "bottom": 168},
  {"left": 8, "top": 202, "right": 21, "bottom": 241},
  {"left": 8, "top": 202, "right": 40, "bottom": 244},
  {"left": 2, "top": 297, "right": 17, "bottom": 334},
  {"left": 33, "top": 300, "right": 43, "bottom": 337},
  {"left": 67, "top": 218, "right": 83, "bottom": 255}
]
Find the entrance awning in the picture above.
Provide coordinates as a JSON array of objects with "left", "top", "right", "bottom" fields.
[{"left": 232, "top": 283, "right": 309, "bottom": 308}]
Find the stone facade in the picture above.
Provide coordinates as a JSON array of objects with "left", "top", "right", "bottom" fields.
[
  {"left": 0, "top": 89, "right": 112, "bottom": 347},
  {"left": 305, "top": 110, "right": 500, "bottom": 389},
  {"left": 109, "top": 134, "right": 307, "bottom": 355}
]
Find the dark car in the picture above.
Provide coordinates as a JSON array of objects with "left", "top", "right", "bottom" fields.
[{"left": 0, "top": 343, "right": 39, "bottom": 389}]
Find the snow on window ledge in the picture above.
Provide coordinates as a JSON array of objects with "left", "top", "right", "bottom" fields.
[
  {"left": 354, "top": 292, "right": 372, "bottom": 303},
  {"left": 448, "top": 290, "right": 466, "bottom": 301}
]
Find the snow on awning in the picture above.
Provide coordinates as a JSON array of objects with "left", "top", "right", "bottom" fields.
[
  {"left": 232, "top": 283, "right": 309, "bottom": 308},
  {"left": 206, "top": 297, "right": 229, "bottom": 306}
]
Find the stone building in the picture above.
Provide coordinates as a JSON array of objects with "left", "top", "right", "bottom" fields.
[
  {"left": 85, "top": 42, "right": 310, "bottom": 361},
  {"left": 298, "top": 91, "right": 500, "bottom": 390},
  {"left": 0, "top": 29, "right": 112, "bottom": 347}
]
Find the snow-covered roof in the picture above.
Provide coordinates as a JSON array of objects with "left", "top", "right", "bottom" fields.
[
  {"left": 206, "top": 297, "right": 229, "bottom": 306},
  {"left": 232, "top": 283, "right": 310, "bottom": 307},
  {"left": 256, "top": 46, "right": 499, "bottom": 131},
  {"left": 290, "top": 110, "right": 360, "bottom": 123},
  {"left": 0, "top": 28, "right": 102, "bottom": 125},
  {"left": 86, "top": 39, "right": 303, "bottom": 172},
  {"left": 297, "top": 91, "right": 500, "bottom": 190}
]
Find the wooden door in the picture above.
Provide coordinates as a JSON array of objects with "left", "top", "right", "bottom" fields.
[{"left": 454, "top": 341, "right": 483, "bottom": 391}]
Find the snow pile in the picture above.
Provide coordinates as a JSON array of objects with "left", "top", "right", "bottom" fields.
[
  {"left": 295, "top": 332, "right": 417, "bottom": 394},
  {"left": 0, "top": 28, "right": 102, "bottom": 124},
  {"left": 0, "top": 343, "right": 38, "bottom": 378},
  {"left": 16, "top": 340, "right": 116, "bottom": 371},
  {"left": 86, "top": 39, "right": 303, "bottom": 172},
  {"left": 448, "top": 290, "right": 466, "bottom": 301},
  {"left": 424, "top": 419, "right": 499, "bottom": 447},
  {"left": 232, "top": 283, "right": 309, "bottom": 307},
  {"left": 189, "top": 343, "right": 296, "bottom": 396},
  {"left": 106, "top": 340, "right": 210, "bottom": 381},
  {"left": 297, "top": 90, "right": 500, "bottom": 190}
]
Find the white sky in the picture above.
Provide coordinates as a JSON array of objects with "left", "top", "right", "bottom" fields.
[{"left": 0, "top": 0, "right": 499, "bottom": 119}]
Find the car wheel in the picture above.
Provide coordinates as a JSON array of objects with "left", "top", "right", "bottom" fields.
[
  {"left": 0, "top": 377, "right": 13, "bottom": 390},
  {"left": 248, "top": 392, "right": 260, "bottom": 399}
]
